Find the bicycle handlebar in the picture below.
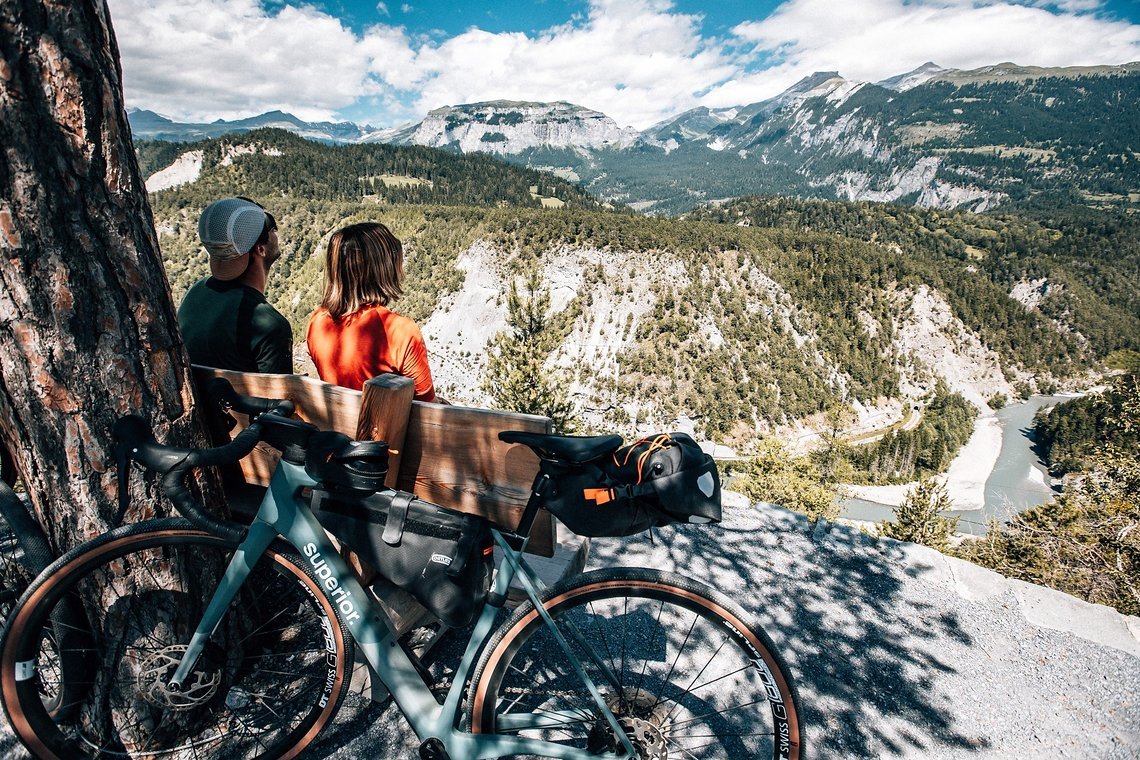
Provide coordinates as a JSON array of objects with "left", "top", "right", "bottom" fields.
[
  {"left": 206, "top": 377, "right": 295, "bottom": 420},
  {"left": 113, "top": 380, "right": 297, "bottom": 544}
]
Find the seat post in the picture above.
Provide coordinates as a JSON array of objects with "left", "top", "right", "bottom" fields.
[{"left": 502, "top": 470, "right": 551, "bottom": 551}]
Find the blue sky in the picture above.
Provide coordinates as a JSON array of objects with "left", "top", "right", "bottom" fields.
[
  {"left": 108, "top": 0, "right": 1140, "bottom": 130},
  {"left": 309, "top": 0, "right": 786, "bottom": 38}
]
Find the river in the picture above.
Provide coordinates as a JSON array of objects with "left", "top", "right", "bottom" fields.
[{"left": 840, "top": 395, "right": 1071, "bottom": 536}]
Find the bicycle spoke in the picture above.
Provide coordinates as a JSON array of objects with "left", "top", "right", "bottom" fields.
[
  {"left": 650, "top": 606, "right": 701, "bottom": 713},
  {"left": 661, "top": 635, "right": 730, "bottom": 725},
  {"left": 666, "top": 697, "right": 774, "bottom": 732},
  {"left": 631, "top": 597, "right": 668, "bottom": 701}
]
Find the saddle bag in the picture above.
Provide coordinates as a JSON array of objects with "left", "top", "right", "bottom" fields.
[
  {"left": 311, "top": 488, "right": 493, "bottom": 628},
  {"left": 541, "top": 432, "right": 722, "bottom": 537}
]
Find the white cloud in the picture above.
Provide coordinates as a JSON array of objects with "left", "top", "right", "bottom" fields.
[
  {"left": 109, "top": 0, "right": 1140, "bottom": 130},
  {"left": 400, "top": 0, "right": 737, "bottom": 128},
  {"left": 110, "top": 0, "right": 739, "bottom": 129},
  {"left": 716, "top": 0, "right": 1140, "bottom": 106},
  {"left": 376, "top": 2, "right": 389, "bottom": 17},
  {"left": 110, "top": 0, "right": 379, "bottom": 122}
]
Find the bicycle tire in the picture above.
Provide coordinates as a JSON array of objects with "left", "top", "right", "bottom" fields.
[
  {"left": 0, "top": 470, "right": 53, "bottom": 623},
  {"left": 1, "top": 518, "right": 354, "bottom": 759},
  {"left": 469, "top": 567, "right": 802, "bottom": 760}
]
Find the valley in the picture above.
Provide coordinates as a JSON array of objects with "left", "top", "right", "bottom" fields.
[
  {"left": 131, "top": 59, "right": 1140, "bottom": 618},
  {"left": 133, "top": 54, "right": 1137, "bottom": 526},
  {"left": 149, "top": 184, "right": 1136, "bottom": 454}
]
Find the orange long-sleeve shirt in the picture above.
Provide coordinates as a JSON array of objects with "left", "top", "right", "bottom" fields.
[{"left": 307, "top": 305, "right": 437, "bottom": 402}]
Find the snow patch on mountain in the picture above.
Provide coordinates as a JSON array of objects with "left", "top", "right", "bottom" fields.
[
  {"left": 826, "top": 80, "right": 865, "bottom": 105},
  {"left": 877, "top": 62, "right": 949, "bottom": 92}
]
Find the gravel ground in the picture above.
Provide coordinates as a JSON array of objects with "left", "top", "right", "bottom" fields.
[{"left": 3, "top": 499, "right": 1138, "bottom": 759}]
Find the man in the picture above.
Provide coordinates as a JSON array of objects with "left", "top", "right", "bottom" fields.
[{"left": 177, "top": 197, "right": 293, "bottom": 374}]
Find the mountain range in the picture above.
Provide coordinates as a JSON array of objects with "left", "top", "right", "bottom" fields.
[{"left": 131, "top": 61, "right": 1140, "bottom": 214}]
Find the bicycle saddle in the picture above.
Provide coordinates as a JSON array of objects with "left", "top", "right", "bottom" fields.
[{"left": 499, "top": 431, "right": 623, "bottom": 464}]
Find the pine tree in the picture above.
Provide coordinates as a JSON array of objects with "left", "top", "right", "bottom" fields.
[
  {"left": 878, "top": 478, "right": 959, "bottom": 550},
  {"left": 482, "top": 272, "right": 578, "bottom": 432}
]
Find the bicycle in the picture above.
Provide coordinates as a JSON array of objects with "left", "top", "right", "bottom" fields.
[{"left": 0, "top": 382, "right": 802, "bottom": 759}]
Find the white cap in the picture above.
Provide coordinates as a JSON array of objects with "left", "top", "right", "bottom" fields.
[{"left": 198, "top": 198, "right": 268, "bottom": 281}]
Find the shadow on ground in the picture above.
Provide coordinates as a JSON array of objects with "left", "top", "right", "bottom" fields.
[{"left": 586, "top": 502, "right": 989, "bottom": 758}]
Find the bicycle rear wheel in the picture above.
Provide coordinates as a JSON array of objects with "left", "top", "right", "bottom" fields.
[
  {"left": 1, "top": 518, "right": 353, "bottom": 759},
  {"left": 469, "top": 567, "right": 802, "bottom": 760}
]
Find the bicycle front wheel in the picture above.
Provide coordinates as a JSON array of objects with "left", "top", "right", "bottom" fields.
[
  {"left": 469, "top": 567, "right": 802, "bottom": 760},
  {"left": 1, "top": 519, "right": 353, "bottom": 759}
]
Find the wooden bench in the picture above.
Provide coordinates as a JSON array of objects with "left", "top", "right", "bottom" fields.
[{"left": 191, "top": 366, "right": 589, "bottom": 630}]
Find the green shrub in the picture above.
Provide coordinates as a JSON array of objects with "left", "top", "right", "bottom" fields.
[
  {"left": 878, "top": 479, "right": 959, "bottom": 551},
  {"left": 731, "top": 438, "right": 840, "bottom": 521}
]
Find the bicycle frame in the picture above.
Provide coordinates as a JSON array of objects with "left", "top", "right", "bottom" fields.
[{"left": 168, "top": 459, "right": 638, "bottom": 760}]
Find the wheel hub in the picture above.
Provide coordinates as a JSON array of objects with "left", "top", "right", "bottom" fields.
[
  {"left": 138, "top": 645, "right": 221, "bottom": 711},
  {"left": 588, "top": 688, "right": 669, "bottom": 759}
]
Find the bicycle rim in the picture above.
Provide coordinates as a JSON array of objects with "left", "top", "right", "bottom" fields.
[
  {"left": 470, "top": 568, "right": 801, "bottom": 760},
  {"left": 1, "top": 521, "right": 351, "bottom": 760}
]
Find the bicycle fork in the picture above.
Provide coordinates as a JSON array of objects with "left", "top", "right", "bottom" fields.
[{"left": 166, "top": 520, "right": 278, "bottom": 690}]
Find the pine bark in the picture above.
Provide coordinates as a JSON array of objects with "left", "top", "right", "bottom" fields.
[{"left": 0, "top": 1, "right": 198, "bottom": 550}]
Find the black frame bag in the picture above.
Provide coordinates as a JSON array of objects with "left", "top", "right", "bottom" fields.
[
  {"left": 311, "top": 488, "right": 493, "bottom": 628},
  {"left": 541, "top": 432, "right": 722, "bottom": 537}
]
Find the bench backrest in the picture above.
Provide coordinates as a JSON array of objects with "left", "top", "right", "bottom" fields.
[{"left": 191, "top": 366, "right": 555, "bottom": 556}]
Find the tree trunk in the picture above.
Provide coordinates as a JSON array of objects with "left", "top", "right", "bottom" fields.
[{"left": 0, "top": 0, "right": 198, "bottom": 551}]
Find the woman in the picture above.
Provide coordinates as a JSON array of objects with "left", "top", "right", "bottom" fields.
[{"left": 307, "top": 222, "right": 438, "bottom": 402}]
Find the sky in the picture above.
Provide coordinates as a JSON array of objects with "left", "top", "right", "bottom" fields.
[{"left": 108, "top": 0, "right": 1140, "bottom": 130}]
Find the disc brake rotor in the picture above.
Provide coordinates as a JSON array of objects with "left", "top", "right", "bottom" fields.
[
  {"left": 588, "top": 687, "right": 670, "bottom": 759},
  {"left": 138, "top": 645, "right": 221, "bottom": 711}
]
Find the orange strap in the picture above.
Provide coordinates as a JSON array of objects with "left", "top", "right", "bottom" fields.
[
  {"left": 613, "top": 434, "right": 673, "bottom": 484},
  {"left": 583, "top": 488, "right": 615, "bottom": 505}
]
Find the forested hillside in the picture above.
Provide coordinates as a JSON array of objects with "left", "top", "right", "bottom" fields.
[
  {"left": 151, "top": 183, "right": 1135, "bottom": 445},
  {"left": 691, "top": 197, "right": 1140, "bottom": 367},
  {"left": 138, "top": 129, "right": 605, "bottom": 209}
]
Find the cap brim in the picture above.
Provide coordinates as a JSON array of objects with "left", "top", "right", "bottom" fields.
[{"left": 209, "top": 252, "right": 250, "bottom": 281}]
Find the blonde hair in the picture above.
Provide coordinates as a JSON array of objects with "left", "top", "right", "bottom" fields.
[{"left": 320, "top": 222, "right": 404, "bottom": 319}]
